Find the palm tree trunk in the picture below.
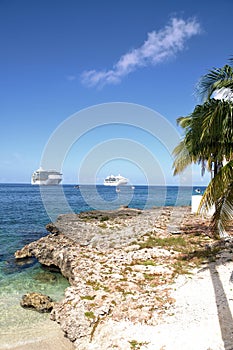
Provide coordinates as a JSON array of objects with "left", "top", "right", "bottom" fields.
[
  {"left": 213, "top": 160, "right": 223, "bottom": 178},
  {"left": 214, "top": 161, "right": 218, "bottom": 178}
]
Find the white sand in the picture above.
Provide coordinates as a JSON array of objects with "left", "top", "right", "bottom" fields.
[
  {"left": 0, "top": 318, "right": 74, "bottom": 350},
  {"left": 86, "top": 253, "right": 233, "bottom": 350}
]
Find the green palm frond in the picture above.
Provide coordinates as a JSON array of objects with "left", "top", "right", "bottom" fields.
[
  {"left": 212, "top": 186, "right": 233, "bottom": 237},
  {"left": 173, "top": 98, "right": 233, "bottom": 177},
  {"left": 198, "top": 160, "right": 233, "bottom": 237},
  {"left": 200, "top": 99, "right": 233, "bottom": 160},
  {"left": 172, "top": 141, "right": 192, "bottom": 175},
  {"left": 174, "top": 61, "right": 233, "bottom": 238},
  {"left": 228, "top": 57, "right": 233, "bottom": 67},
  {"left": 196, "top": 65, "right": 233, "bottom": 102},
  {"left": 176, "top": 116, "right": 192, "bottom": 129}
]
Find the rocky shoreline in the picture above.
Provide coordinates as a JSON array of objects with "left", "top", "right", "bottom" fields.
[{"left": 15, "top": 206, "right": 233, "bottom": 349}]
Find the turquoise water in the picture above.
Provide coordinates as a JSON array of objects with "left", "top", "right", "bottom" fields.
[{"left": 0, "top": 183, "right": 205, "bottom": 346}]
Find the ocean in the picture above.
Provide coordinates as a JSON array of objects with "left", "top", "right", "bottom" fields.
[{"left": 0, "top": 183, "right": 205, "bottom": 347}]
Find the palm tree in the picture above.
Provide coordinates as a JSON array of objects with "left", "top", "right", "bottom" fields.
[
  {"left": 199, "top": 159, "right": 233, "bottom": 235},
  {"left": 173, "top": 62, "right": 233, "bottom": 237},
  {"left": 196, "top": 63, "right": 233, "bottom": 102}
]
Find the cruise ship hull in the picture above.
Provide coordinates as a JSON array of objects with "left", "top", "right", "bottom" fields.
[
  {"left": 31, "top": 168, "right": 62, "bottom": 185},
  {"left": 103, "top": 180, "right": 128, "bottom": 186},
  {"left": 103, "top": 175, "right": 128, "bottom": 186},
  {"left": 31, "top": 178, "right": 62, "bottom": 185}
]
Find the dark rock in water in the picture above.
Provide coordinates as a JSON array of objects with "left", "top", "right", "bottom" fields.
[
  {"left": 33, "top": 271, "right": 57, "bottom": 283},
  {"left": 41, "top": 263, "right": 61, "bottom": 273},
  {"left": 20, "top": 292, "right": 55, "bottom": 313},
  {"left": 2, "top": 257, "right": 37, "bottom": 275},
  {"left": 14, "top": 257, "right": 37, "bottom": 268},
  {"left": 2, "top": 260, "right": 22, "bottom": 275}
]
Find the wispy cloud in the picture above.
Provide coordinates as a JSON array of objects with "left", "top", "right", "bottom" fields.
[
  {"left": 81, "top": 17, "right": 201, "bottom": 88},
  {"left": 66, "top": 75, "right": 77, "bottom": 81}
]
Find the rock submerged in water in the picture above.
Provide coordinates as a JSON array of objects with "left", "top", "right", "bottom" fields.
[
  {"left": 20, "top": 292, "right": 55, "bottom": 313},
  {"left": 33, "top": 271, "right": 57, "bottom": 283}
]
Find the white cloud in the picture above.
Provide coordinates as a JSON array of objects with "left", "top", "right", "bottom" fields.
[
  {"left": 81, "top": 17, "right": 201, "bottom": 88},
  {"left": 66, "top": 75, "right": 77, "bottom": 81}
]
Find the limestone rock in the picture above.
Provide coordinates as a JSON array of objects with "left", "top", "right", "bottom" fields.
[
  {"left": 15, "top": 206, "right": 216, "bottom": 349},
  {"left": 15, "top": 246, "right": 32, "bottom": 259},
  {"left": 20, "top": 292, "right": 55, "bottom": 313},
  {"left": 46, "top": 222, "right": 60, "bottom": 234}
]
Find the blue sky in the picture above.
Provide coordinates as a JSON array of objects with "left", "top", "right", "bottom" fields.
[{"left": 1, "top": 0, "right": 233, "bottom": 185}]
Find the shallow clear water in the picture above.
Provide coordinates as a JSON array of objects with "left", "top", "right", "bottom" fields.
[{"left": 0, "top": 183, "right": 205, "bottom": 346}]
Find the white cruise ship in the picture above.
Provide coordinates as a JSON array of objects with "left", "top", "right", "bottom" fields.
[
  {"left": 31, "top": 167, "right": 62, "bottom": 185},
  {"left": 103, "top": 174, "right": 128, "bottom": 186}
]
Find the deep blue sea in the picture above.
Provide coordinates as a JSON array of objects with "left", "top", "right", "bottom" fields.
[{"left": 0, "top": 183, "right": 205, "bottom": 347}]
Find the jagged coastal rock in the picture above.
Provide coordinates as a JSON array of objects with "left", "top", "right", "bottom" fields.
[
  {"left": 20, "top": 292, "right": 55, "bottom": 313},
  {"left": 15, "top": 206, "right": 224, "bottom": 349}
]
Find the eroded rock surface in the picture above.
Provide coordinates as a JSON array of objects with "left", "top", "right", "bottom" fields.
[
  {"left": 20, "top": 292, "right": 55, "bottom": 313},
  {"left": 15, "top": 206, "right": 217, "bottom": 349}
]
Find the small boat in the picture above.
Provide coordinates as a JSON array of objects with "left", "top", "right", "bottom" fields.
[
  {"left": 31, "top": 167, "right": 62, "bottom": 185},
  {"left": 116, "top": 187, "right": 121, "bottom": 193},
  {"left": 74, "top": 185, "right": 79, "bottom": 189},
  {"left": 103, "top": 174, "right": 128, "bottom": 187},
  {"left": 195, "top": 188, "right": 201, "bottom": 194}
]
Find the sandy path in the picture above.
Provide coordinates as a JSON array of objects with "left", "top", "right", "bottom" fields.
[
  {"left": 159, "top": 259, "right": 233, "bottom": 350},
  {"left": 84, "top": 254, "right": 233, "bottom": 350}
]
